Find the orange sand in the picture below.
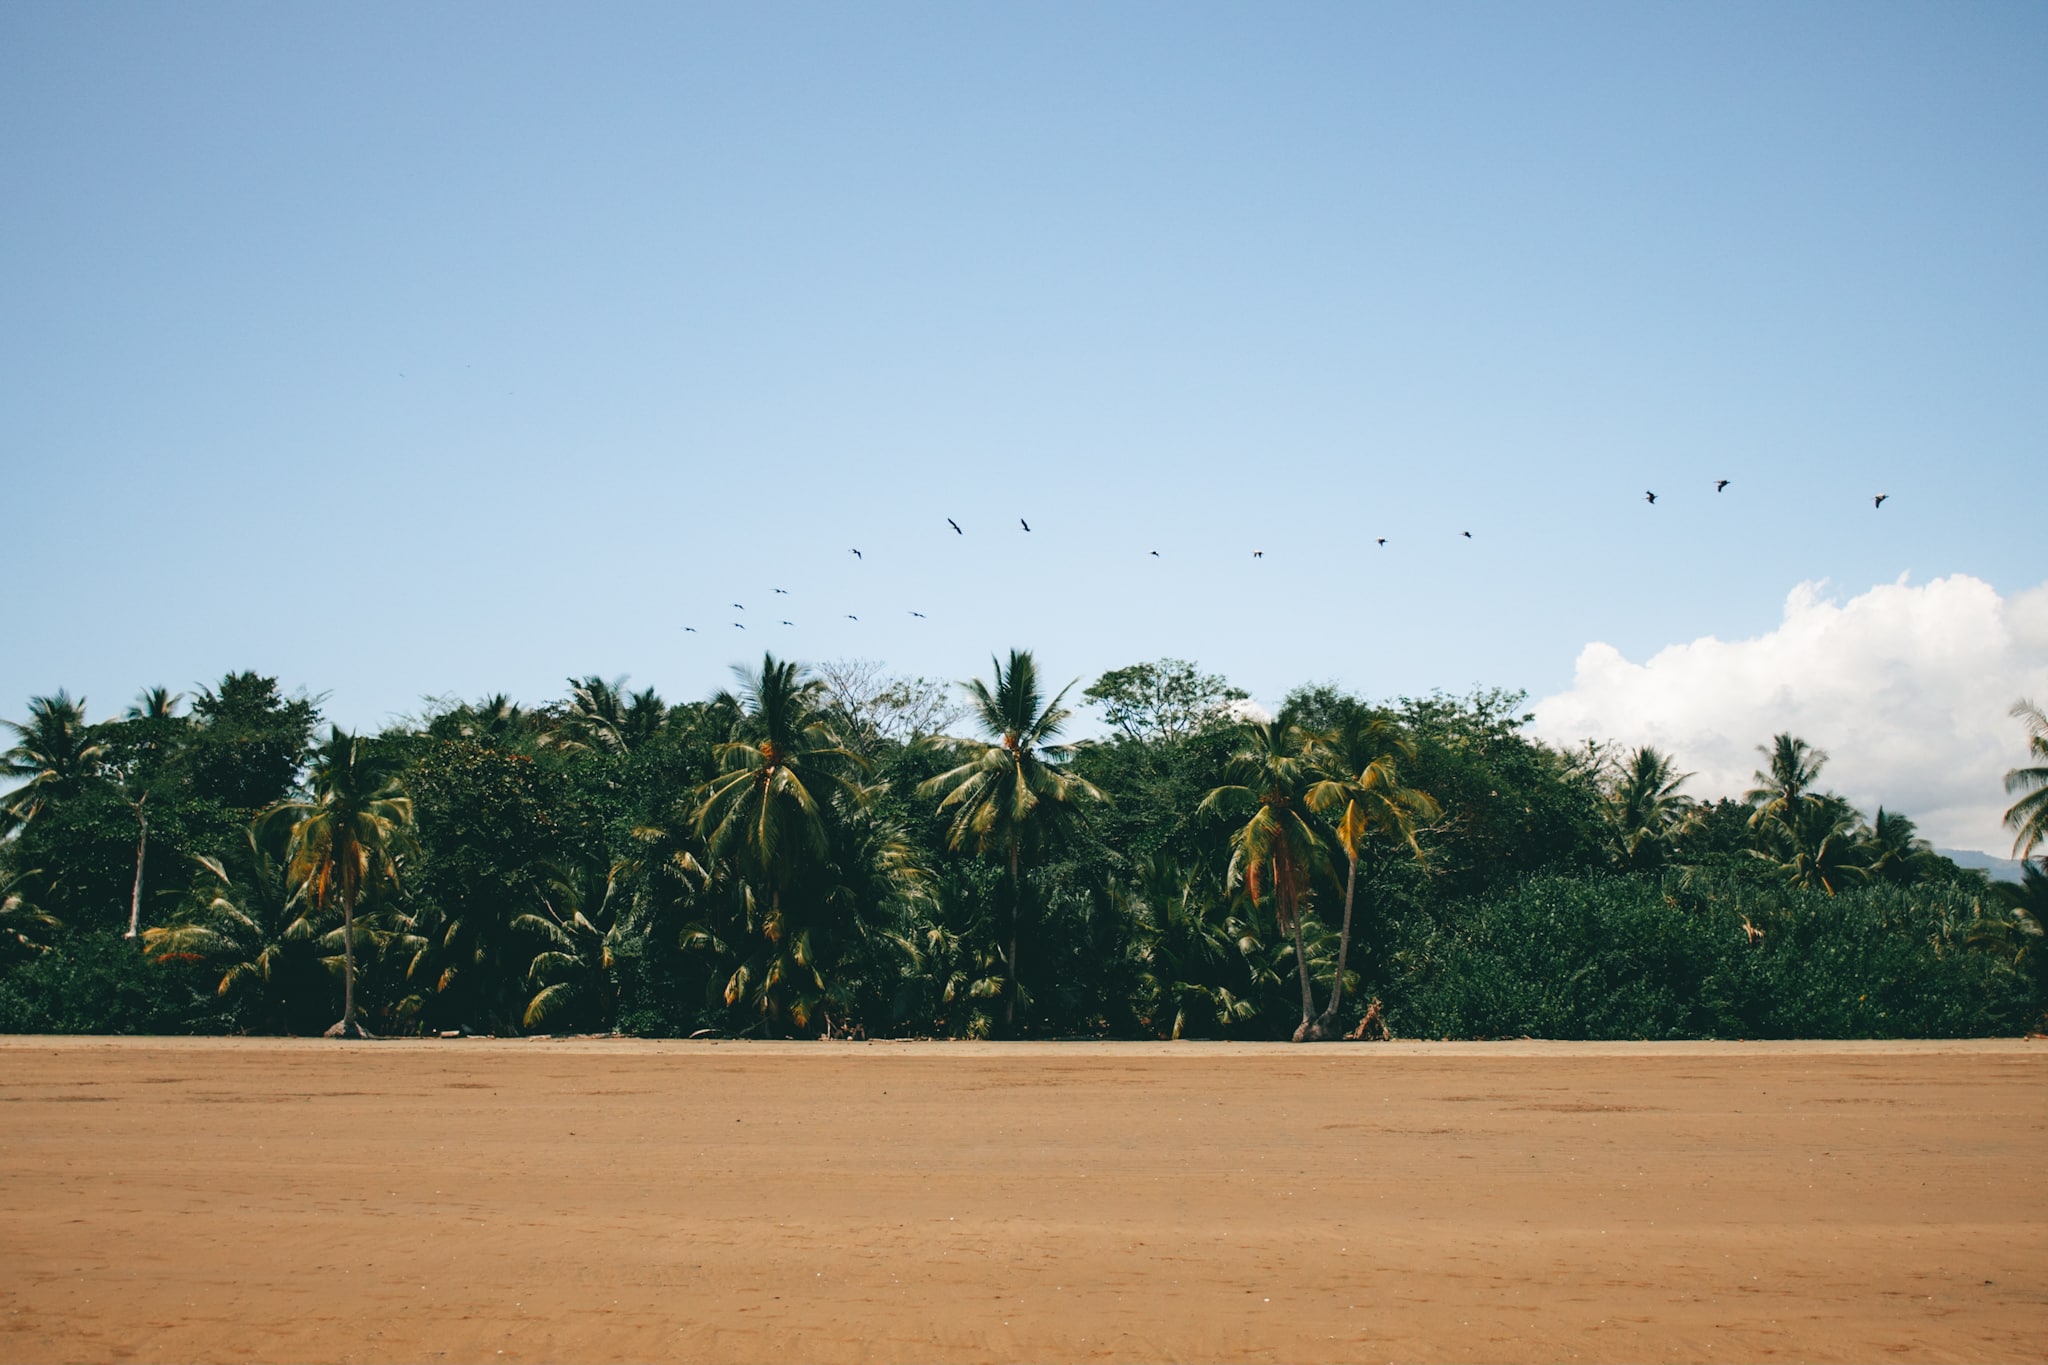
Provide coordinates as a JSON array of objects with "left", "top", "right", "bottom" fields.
[{"left": 2, "top": 1037, "right": 2043, "bottom": 1363}]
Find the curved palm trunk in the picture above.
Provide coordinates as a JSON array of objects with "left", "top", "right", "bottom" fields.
[
  {"left": 1287, "top": 907, "right": 1317, "bottom": 1041},
  {"left": 327, "top": 882, "right": 364, "bottom": 1039},
  {"left": 1276, "top": 845, "right": 1319, "bottom": 1042},
  {"left": 1004, "top": 845, "right": 1021, "bottom": 1035},
  {"left": 125, "top": 797, "right": 148, "bottom": 940},
  {"left": 1315, "top": 850, "right": 1359, "bottom": 1033}
]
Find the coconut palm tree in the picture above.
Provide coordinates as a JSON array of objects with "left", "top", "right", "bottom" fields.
[
  {"left": 428, "top": 694, "right": 535, "bottom": 749},
  {"left": 2004, "top": 699, "right": 2048, "bottom": 861},
  {"left": 0, "top": 868, "right": 59, "bottom": 963},
  {"left": 1121, "top": 854, "right": 1267, "bottom": 1039},
  {"left": 1745, "top": 733, "right": 1828, "bottom": 832},
  {"left": 1754, "top": 792, "right": 1867, "bottom": 895},
  {"left": 1, "top": 691, "right": 105, "bottom": 831},
  {"left": 143, "top": 821, "right": 334, "bottom": 1033},
  {"left": 516, "top": 860, "right": 630, "bottom": 1032},
  {"left": 125, "top": 688, "right": 183, "bottom": 721},
  {"left": 1600, "top": 745, "right": 1695, "bottom": 870},
  {"left": 262, "top": 728, "right": 415, "bottom": 1037},
  {"left": 698, "top": 655, "right": 864, "bottom": 901},
  {"left": 1305, "top": 713, "right": 1438, "bottom": 1035},
  {"left": 1199, "top": 707, "right": 1331, "bottom": 1041},
  {"left": 918, "top": 650, "right": 1104, "bottom": 1034},
  {"left": 547, "top": 676, "right": 664, "bottom": 756},
  {"left": 1862, "top": 807, "right": 1940, "bottom": 885},
  {"left": 692, "top": 655, "right": 867, "bottom": 1030}
]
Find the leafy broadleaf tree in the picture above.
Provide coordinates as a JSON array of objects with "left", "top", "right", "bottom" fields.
[
  {"left": 263, "top": 729, "right": 415, "bottom": 1037},
  {"left": 919, "top": 650, "right": 1104, "bottom": 1035},
  {"left": 99, "top": 692, "right": 195, "bottom": 940},
  {"left": 1199, "top": 706, "right": 1332, "bottom": 1041},
  {"left": 1085, "top": 659, "right": 1247, "bottom": 744},
  {"left": 186, "top": 673, "right": 318, "bottom": 815}
]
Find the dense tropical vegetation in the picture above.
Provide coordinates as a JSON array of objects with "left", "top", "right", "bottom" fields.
[{"left": 3, "top": 659, "right": 2043, "bottom": 1040}]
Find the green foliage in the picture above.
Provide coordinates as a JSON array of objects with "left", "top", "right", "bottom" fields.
[
  {"left": 1380, "top": 872, "right": 2036, "bottom": 1040},
  {"left": 4, "top": 666, "right": 2044, "bottom": 1041},
  {"left": 1084, "top": 659, "right": 1246, "bottom": 744},
  {"left": 0, "top": 929, "right": 222, "bottom": 1035},
  {"left": 186, "top": 673, "right": 320, "bottom": 814},
  {"left": 2005, "top": 700, "right": 2048, "bottom": 861}
]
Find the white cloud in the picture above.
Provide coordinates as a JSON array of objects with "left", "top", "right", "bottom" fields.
[{"left": 1530, "top": 575, "right": 2048, "bottom": 855}]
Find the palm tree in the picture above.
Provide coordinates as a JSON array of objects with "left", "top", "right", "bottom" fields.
[
  {"left": 0, "top": 868, "right": 60, "bottom": 963},
  {"left": 1863, "top": 807, "right": 1939, "bottom": 885},
  {"left": 1120, "top": 854, "right": 1267, "bottom": 1039},
  {"left": 1745, "top": 733, "right": 1828, "bottom": 832},
  {"left": 2004, "top": 699, "right": 2048, "bottom": 861},
  {"left": 545, "top": 676, "right": 645, "bottom": 756},
  {"left": 515, "top": 861, "right": 630, "bottom": 1032},
  {"left": 693, "top": 654, "right": 866, "bottom": 1029},
  {"left": 263, "top": 728, "right": 415, "bottom": 1037},
  {"left": 918, "top": 650, "right": 1104, "bottom": 1034},
  {"left": 1199, "top": 707, "right": 1331, "bottom": 1041},
  {"left": 428, "top": 694, "right": 534, "bottom": 749},
  {"left": 125, "top": 688, "right": 183, "bottom": 721},
  {"left": 1305, "top": 713, "right": 1438, "bottom": 1036},
  {"left": 1600, "top": 745, "right": 1695, "bottom": 870},
  {"left": 1754, "top": 792, "right": 1867, "bottom": 895},
  {"left": 1, "top": 691, "right": 105, "bottom": 830},
  {"left": 143, "top": 821, "right": 334, "bottom": 1033}
]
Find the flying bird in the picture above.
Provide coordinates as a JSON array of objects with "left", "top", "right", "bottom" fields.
[
  {"left": 1253, "top": 550, "right": 1263, "bottom": 558},
  {"left": 1377, "top": 538, "right": 1386, "bottom": 547},
  {"left": 847, "top": 614, "right": 859, "bottom": 621},
  {"left": 733, "top": 603, "right": 745, "bottom": 609},
  {"left": 781, "top": 620, "right": 793, "bottom": 626},
  {"left": 1715, "top": 479, "right": 1730, "bottom": 492},
  {"left": 1874, "top": 493, "right": 1888, "bottom": 509},
  {"left": 682, "top": 626, "right": 697, "bottom": 633},
  {"left": 947, "top": 518, "right": 962, "bottom": 535},
  {"left": 1462, "top": 531, "right": 1473, "bottom": 538},
  {"left": 1645, "top": 491, "right": 1656, "bottom": 505},
  {"left": 1019, "top": 518, "right": 1031, "bottom": 532},
  {"left": 774, "top": 587, "right": 789, "bottom": 594},
  {"left": 910, "top": 611, "right": 926, "bottom": 618},
  {"left": 850, "top": 548, "right": 862, "bottom": 558},
  {"left": 733, "top": 623, "right": 745, "bottom": 629},
  {"left": 1150, "top": 550, "right": 1160, "bottom": 557}
]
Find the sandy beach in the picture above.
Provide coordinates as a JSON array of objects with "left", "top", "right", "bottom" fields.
[{"left": 2, "top": 1036, "right": 2043, "bottom": 1363}]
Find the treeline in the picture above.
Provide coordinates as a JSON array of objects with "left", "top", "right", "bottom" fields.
[{"left": 3, "top": 657, "right": 2044, "bottom": 1040}]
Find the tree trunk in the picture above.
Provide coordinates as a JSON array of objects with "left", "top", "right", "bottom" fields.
[
  {"left": 326, "top": 884, "right": 367, "bottom": 1038},
  {"left": 1004, "top": 845, "right": 1021, "bottom": 1035},
  {"left": 125, "top": 797, "right": 148, "bottom": 940},
  {"left": 1287, "top": 905, "right": 1320, "bottom": 1042},
  {"left": 1316, "top": 852, "right": 1359, "bottom": 1032}
]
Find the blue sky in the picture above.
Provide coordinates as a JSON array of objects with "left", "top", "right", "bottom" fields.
[{"left": 4, "top": 2, "right": 2043, "bottom": 796}]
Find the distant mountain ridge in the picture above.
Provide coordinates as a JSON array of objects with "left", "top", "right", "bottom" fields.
[{"left": 1939, "top": 848, "right": 2029, "bottom": 883}]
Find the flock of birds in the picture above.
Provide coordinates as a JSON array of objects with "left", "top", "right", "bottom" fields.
[{"left": 680, "top": 480, "right": 1897, "bottom": 636}]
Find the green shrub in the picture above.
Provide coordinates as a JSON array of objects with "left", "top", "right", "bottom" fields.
[
  {"left": 1379, "top": 871, "right": 2035, "bottom": 1039},
  {"left": 0, "top": 930, "right": 226, "bottom": 1035}
]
